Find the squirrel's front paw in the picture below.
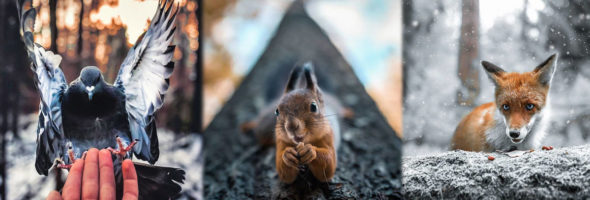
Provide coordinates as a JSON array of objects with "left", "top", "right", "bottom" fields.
[
  {"left": 282, "top": 147, "right": 299, "bottom": 168},
  {"left": 296, "top": 143, "right": 317, "bottom": 164}
]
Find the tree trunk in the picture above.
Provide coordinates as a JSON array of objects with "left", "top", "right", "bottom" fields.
[
  {"left": 0, "top": 0, "right": 5, "bottom": 196},
  {"left": 77, "top": 0, "right": 84, "bottom": 56},
  {"left": 0, "top": 0, "right": 25, "bottom": 197},
  {"left": 402, "top": 0, "right": 413, "bottom": 100},
  {"left": 49, "top": 0, "right": 58, "bottom": 52},
  {"left": 457, "top": 0, "right": 480, "bottom": 106},
  {"left": 191, "top": 0, "right": 203, "bottom": 134}
]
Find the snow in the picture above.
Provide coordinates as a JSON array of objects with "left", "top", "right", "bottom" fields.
[
  {"left": 404, "top": 0, "right": 590, "bottom": 156},
  {"left": 403, "top": 145, "right": 590, "bottom": 198},
  {"left": 5, "top": 115, "right": 203, "bottom": 199}
]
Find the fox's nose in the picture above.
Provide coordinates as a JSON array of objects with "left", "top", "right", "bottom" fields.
[{"left": 509, "top": 131, "right": 520, "bottom": 138}]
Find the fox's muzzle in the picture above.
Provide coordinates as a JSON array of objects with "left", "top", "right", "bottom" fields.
[{"left": 505, "top": 115, "right": 537, "bottom": 144}]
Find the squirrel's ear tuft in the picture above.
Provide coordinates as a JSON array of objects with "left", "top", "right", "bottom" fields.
[
  {"left": 285, "top": 65, "right": 303, "bottom": 93},
  {"left": 303, "top": 62, "right": 317, "bottom": 91}
]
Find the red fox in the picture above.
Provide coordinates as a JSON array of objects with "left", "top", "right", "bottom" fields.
[{"left": 451, "top": 54, "right": 558, "bottom": 152}]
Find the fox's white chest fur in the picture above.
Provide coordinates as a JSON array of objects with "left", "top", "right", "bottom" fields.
[{"left": 485, "top": 102, "right": 551, "bottom": 152}]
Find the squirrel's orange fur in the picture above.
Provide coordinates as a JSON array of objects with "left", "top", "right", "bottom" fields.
[{"left": 274, "top": 64, "right": 337, "bottom": 183}]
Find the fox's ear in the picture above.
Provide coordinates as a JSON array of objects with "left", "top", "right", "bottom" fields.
[
  {"left": 533, "top": 53, "right": 558, "bottom": 86},
  {"left": 482, "top": 60, "right": 505, "bottom": 85},
  {"left": 285, "top": 65, "right": 303, "bottom": 93},
  {"left": 302, "top": 62, "right": 318, "bottom": 92}
]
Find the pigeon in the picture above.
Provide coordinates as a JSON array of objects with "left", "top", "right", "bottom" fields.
[{"left": 18, "top": 0, "right": 185, "bottom": 199}]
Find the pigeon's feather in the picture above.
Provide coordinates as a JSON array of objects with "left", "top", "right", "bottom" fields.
[
  {"left": 114, "top": 0, "right": 178, "bottom": 163},
  {"left": 19, "top": 0, "right": 68, "bottom": 175}
]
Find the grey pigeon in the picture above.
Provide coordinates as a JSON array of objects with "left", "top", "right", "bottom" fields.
[{"left": 18, "top": 0, "right": 185, "bottom": 199}]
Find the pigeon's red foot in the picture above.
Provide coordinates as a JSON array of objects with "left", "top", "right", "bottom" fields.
[
  {"left": 107, "top": 136, "right": 137, "bottom": 157},
  {"left": 57, "top": 149, "right": 76, "bottom": 169}
]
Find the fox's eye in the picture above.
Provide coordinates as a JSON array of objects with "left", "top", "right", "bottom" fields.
[
  {"left": 502, "top": 104, "right": 510, "bottom": 111},
  {"left": 526, "top": 104, "right": 534, "bottom": 110},
  {"left": 275, "top": 108, "right": 279, "bottom": 116},
  {"left": 310, "top": 102, "right": 318, "bottom": 113}
]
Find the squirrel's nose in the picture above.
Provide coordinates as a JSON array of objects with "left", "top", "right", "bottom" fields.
[
  {"left": 294, "top": 135, "right": 304, "bottom": 142},
  {"left": 287, "top": 122, "right": 300, "bottom": 132}
]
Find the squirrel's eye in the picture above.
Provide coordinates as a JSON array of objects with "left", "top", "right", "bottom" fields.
[
  {"left": 502, "top": 104, "right": 510, "bottom": 111},
  {"left": 526, "top": 103, "right": 534, "bottom": 110},
  {"left": 275, "top": 108, "right": 279, "bottom": 116},
  {"left": 310, "top": 102, "right": 318, "bottom": 112}
]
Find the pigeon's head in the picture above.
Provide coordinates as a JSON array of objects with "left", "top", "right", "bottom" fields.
[{"left": 80, "top": 66, "right": 104, "bottom": 101}]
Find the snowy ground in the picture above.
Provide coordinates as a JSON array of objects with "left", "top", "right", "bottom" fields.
[
  {"left": 403, "top": 145, "right": 590, "bottom": 199},
  {"left": 5, "top": 114, "right": 203, "bottom": 199},
  {"left": 403, "top": 0, "right": 590, "bottom": 157}
]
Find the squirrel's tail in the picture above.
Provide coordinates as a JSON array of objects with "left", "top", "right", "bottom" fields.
[
  {"left": 241, "top": 106, "right": 278, "bottom": 147},
  {"left": 132, "top": 162, "right": 185, "bottom": 200}
]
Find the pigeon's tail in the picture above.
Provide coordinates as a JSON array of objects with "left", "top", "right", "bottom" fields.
[{"left": 133, "top": 162, "right": 185, "bottom": 200}]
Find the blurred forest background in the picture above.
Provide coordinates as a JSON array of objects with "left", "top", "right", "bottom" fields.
[
  {"left": 203, "top": 0, "right": 402, "bottom": 198},
  {"left": 0, "top": 0, "right": 402, "bottom": 198},
  {"left": 404, "top": 0, "right": 590, "bottom": 156},
  {"left": 0, "top": 0, "right": 202, "bottom": 198},
  {"left": 203, "top": 0, "right": 402, "bottom": 135}
]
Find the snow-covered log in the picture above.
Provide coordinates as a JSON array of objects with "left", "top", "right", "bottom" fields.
[{"left": 403, "top": 145, "right": 590, "bottom": 199}]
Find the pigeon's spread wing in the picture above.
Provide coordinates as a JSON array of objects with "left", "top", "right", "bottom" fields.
[
  {"left": 19, "top": 0, "right": 68, "bottom": 175},
  {"left": 114, "top": 0, "right": 178, "bottom": 163}
]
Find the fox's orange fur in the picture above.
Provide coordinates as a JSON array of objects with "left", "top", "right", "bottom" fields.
[
  {"left": 451, "top": 54, "right": 557, "bottom": 152},
  {"left": 452, "top": 102, "right": 495, "bottom": 151}
]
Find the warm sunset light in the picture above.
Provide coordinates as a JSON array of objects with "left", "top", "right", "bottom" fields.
[
  {"left": 29, "top": 0, "right": 197, "bottom": 75},
  {"left": 90, "top": 0, "right": 158, "bottom": 44}
]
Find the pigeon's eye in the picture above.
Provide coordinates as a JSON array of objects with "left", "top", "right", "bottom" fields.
[
  {"left": 275, "top": 108, "right": 279, "bottom": 116},
  {"left": 525, "top": 103, "right": 534, "bottom": 111},
  {"left": 310, "top": 102, "right": 318, "bottom": 113},
  {"left": 502, "top": 104, "right": 510, "bottom": 111}
]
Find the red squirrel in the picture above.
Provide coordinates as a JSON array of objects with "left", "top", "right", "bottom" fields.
[
  {"left": 241, "top": 62, "right": 351, "bottom": 183},
  {"left": 274, "top": 63, "right": 338, "bottom": 183}
]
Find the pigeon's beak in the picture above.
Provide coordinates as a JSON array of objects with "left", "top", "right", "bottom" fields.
[{"left": 86, "top": 86, "right": 95, "bottom": 101}]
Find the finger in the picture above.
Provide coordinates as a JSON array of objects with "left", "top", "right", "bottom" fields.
[
  {"left": 99, "top": 149, "right": 116, "bottom": 200},
  {"left": 298, "top": 146, "right": 311, "bottom": 155},
  {"left": 284, "top": 151, "right": 298, "bottom": 162},
  {"left": 122, "top": 159, "right": 139, "bottom": 200},
  {"left": 62, "top": 157, "right": 84, "bottom": 200},
  {"left": 286, "top": 148, "right": 298, "bottom": 158},
  {"left": 283, "top": 151, "right": 298, "bottom": 168},
  {"left": 300, "top": 151, "right": 316, "bottom": 164},
  {"left": 296, "top": 142, "right": 304, "bottom": 151},
  {"left": 82, "top": 148, "right": 99, "bottom": 200},
  {"left": 283, "top": 157, "right": 298, "bottom": 168},
  {"left": 46, "top": 191, "right": 62, "bottom": 200},
  {"left": 285, "top": 148, "right": 297, "bottom": 155}
]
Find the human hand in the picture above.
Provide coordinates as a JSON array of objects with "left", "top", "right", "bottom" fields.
[{"left": 46, "top": 148, "right": 138, "bottom": 200}]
